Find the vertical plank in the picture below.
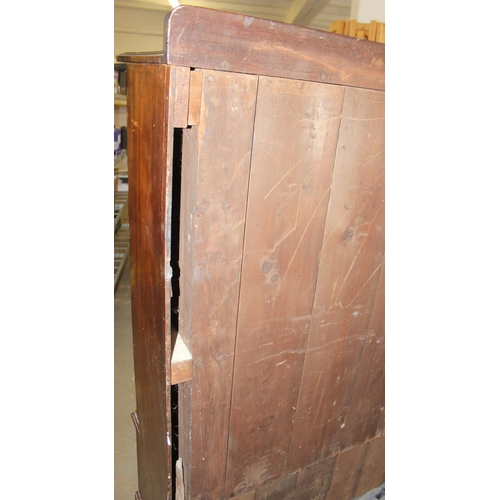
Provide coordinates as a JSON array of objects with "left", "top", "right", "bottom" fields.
[
  {"left": 326, "top": 443, "right": 368, "bottom": 500},
  {"left": 126, "top": 63, "right": 174, "bottom": 500},
  {"left": 171, "top": 65, "right": 190, "bottom": 128},
  {"left": 187, "top": 70, "right": 203, "bottom": 127},
  {"left": 354, "top": 436, "right": 385, "bottom": 497},
  {"left": 177, "top": 380, "right": 192, "bottom": 500},
  {"left": 340, "top": 260, "right": 385, "bottom": 448},
  {"left": 177, "top": 69, "right": 259, "bottom": 500},
  {"left": 225, "top": 77, "right": 345, "bottom": 496},
  {"left": 287, "top": 87, "right": 385, "bottom": 473}
]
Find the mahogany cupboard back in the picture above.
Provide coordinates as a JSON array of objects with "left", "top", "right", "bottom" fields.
[{"left": 118, "top": 6, "right": 385, "bottom": 500}]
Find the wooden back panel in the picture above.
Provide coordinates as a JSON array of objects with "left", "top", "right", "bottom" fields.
[{"left": 119, "top": 6, "right": 384, "bottom": 500}]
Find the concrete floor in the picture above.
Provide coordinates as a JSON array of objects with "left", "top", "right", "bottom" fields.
[{"left": 114, "top": 259, "right": 138, "bottom": 499}]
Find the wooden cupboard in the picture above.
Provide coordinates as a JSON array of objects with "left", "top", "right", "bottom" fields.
[{"left": 118, "top": 6, "right": 385, "bottom": 500}]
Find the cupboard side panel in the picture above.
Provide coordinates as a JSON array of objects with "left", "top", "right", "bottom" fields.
[
  {"left": 177, "top": 69, "right": 259, "bottom": 500},
  {"left": 225, "top": 77, "right": 345, "bottom": 496},
  {"left": 127, "top": 63, "right": 173, "bottom": 500},
  {"left": 288, "top": 87, "right": 385, "bottom": 473}
]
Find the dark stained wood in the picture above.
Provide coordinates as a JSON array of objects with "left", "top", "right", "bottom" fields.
[
  {"left": 354, "top": 436, "right": 385, "bottom": 497},
  {"left": 340, "top": 260, "right": 385, "bottom": 448},
  {"left": 225, "top": 76, "right": 345, "bottom": 496},
  {"left": 165, "top": 6, "right": 384, "bottom": 91},
  {"left": 287, "top": 87, "right": 385, "bottom": 473},
  {"left": 126, "top": 63, "right": 174, "bottom": 500},
  {"left": 326, "top": 442, "right": 369, "bottom": 500},
  {"left": 177, "top": 69, "right": 259, "bottom": 500}
]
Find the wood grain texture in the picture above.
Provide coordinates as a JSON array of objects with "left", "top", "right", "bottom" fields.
[
  {"left": 177, "top": 69, "right": 259, "bottom": 500},
  {"left": 177, "top": 380, "right": 192, "bottom": 500},
  {"left": 172, "top": 65, "right": 191, "bottom": 129},
  {"left": 326, "top": 442, "right": 368, "bottom": 500},
  {"left": 187, "top": 70, "right": 203, "bottom": 127},
  {"left": 354, "top": 436, "right": 385, "bottom": 497},
  {"left": 254, "top": 473, "right": 298, "bottom": 500},
  {"left": 235, "top": 491, "right": 257, "bottom": 500},
  {"left": 225, "top": 76, "right": 345, "bottom": 496},
  {"left": 340, "top": 260, "right": 385, "bottom": 448},
  {"left": 287, "top": 86, "right": 385, "bottom": 473},
  {"left": 117, "top": 51, "right": 165, "bottom": 64},
  {"left": 164, "top": 6, "right": 384, "bottom": 91},
  {"left": 127, "top": 63, "right": 174, "bottom": 500},
  {"left": 294, "top": 457, "right": 336, "bottom": 500},
  {"left": 253, "top": 455, "right": 335, "bottom": 500}
]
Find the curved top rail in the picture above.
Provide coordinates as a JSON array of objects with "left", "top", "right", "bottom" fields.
[{"left": 118, "top": 6, "right": 384, "bottom": 91}]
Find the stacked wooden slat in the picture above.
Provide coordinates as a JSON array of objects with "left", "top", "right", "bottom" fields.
[{"left": 329, "top": 19, "right": 385, "bottom": 43}]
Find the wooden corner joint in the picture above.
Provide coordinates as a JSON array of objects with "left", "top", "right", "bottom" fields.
[{"left": 170, "top": 66, "right": 203, "bottom": 129}]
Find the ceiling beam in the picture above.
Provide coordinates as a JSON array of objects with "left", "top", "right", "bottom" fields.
[{"left": 284, "top": 0, "right": 332, "bottom": 26}]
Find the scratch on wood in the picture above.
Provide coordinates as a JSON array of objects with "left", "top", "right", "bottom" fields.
[
  {"left": 338, "top": 262, "right": 383, "bottom": 310},
  {"left": 296, "top": 115, "right": 342, "bottom": 124},
  {"left": 228, "top": 151, "right": 251, "bottom": 187},
  {"left": 333, "top": 201, "right": 384, "bottom": 305},
  {"left": 281, "top": 187, "right": 331, "bottom": 282},
  {"left": 248, "top": 348, "right": 306, "bottom": 366},
  {"left": 347, "top": 116, "right": 385, "bottom": 121},
  {"left": 131, "top": 119, "right": 144, "bottom": 133},
  {"left": 362, "top": 149, "right": 385, "bottom": 165},
  {"left": 272, "top": 189, "right": 301, "bottom": 252},
  {"left": 247, "top": 336, "right": 356, "bottom": 366},
  {"left": 263, "top": 160, "right": 302, "bottom": 200}
]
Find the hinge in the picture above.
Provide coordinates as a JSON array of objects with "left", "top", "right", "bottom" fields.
[{"left": 134, "top": 491, "right": 142, "bottom": 500}]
